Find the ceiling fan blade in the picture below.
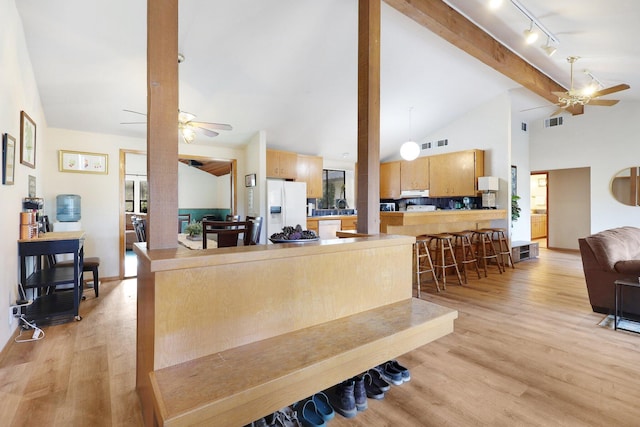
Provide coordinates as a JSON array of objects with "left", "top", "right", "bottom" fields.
[
  {"left": 551, "top": 91, "right": 569, "bottom": 97},
  {"left": 197, "top": 127, "right": 220, "bottom": 137},
  {"left": 123, "top": 109, "right": 147, "bottom": 116},
  {"left": 120, "top": 121, "right": 147, "bottom": 125},
  {"left": 191, "top": 121, "right": 233, "bottom": 131},
  {"left": 591, "top": 83, "right": 630, "bottom": 98},
  {"left": 550, "top": 107, "right": 565, "bottom": 117},
  {"left": 588, "top": 99, "right": 619, "bottom": 107}
]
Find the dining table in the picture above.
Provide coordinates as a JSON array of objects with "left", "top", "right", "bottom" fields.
[{"left": 177, "top": 233, "right": 217, "bottom": 250}]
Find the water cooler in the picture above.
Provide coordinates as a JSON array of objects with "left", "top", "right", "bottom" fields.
[{"left": 53, "top": 194, "right": 82, "bottom": 232}]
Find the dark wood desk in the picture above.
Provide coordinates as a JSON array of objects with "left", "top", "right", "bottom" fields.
[{"left": 18, "top": 231, "right": 85, "bottom": 324}]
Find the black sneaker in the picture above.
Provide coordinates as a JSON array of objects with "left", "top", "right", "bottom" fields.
[
  {"left": 353, "top": 376, "right": 368, "bottom": 411},
  {"left": 332, "top": 380, "right": 357, "bottom": 418},
  {"left": 362, "top": 372, "right": 385, "bottom": 400},
  {"left": 375, "top": 362, "right": 403, "bottom": 386},
  {"left": 367, "top": 368, "right": 391, "bottom": 392},
  {"left": 390, "top": 360, "right": 411, "bottom": 382}
]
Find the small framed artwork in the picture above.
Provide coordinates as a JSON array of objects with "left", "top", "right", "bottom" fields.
[
  {"left": 20, "top": 111, "right": 36, "bottom": 168},
  {"left": 245, "top": 173, "right": 256, "bottom": 187},
  {"left": 511, "top": 165, "right": 517, "bottom": 196},
  {"left": 2, "top": 133, "right": 16, "bottom": 185},
  {"left": 59, "top": 150, "right": 109, "bottom": 174}
]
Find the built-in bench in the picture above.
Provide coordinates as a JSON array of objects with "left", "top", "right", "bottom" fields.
[
  {"left": 150, "top": 298, "right": 456, "bottom": 426},
  {"left": 135, "top": 234, "right": 458, "bottom": 426}
]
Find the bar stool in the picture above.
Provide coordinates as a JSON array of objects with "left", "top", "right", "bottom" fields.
[
  {"left": 472, "top": 229, "right": 503, "bottom": 276},
  {"left": 415, "top": 235, "right": 440, "bottom": 296},
  {"left": 490, "top": 228, "right": 515, "bottom": 270},
  {"left": 451, "top": 230, "right": 481, "bottom": 284},
  {"left": 427, "top": 233, "right": 463, "bottom": 289}
]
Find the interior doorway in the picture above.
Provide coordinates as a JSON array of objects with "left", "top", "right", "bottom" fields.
[
  {"left": 530, "top": 172, "right": 548, "bottom": 248},
  {"left": 119, "top": 150, "right": 237, "bottom": 279}
]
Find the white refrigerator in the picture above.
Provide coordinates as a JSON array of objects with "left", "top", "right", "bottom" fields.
[{"left": 266, "top": 180, "right": 307, "bottom": 241}]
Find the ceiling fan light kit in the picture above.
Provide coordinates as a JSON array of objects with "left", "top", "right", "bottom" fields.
[{"left": 400, "top": 107, "right": 420, "bottom": 161}]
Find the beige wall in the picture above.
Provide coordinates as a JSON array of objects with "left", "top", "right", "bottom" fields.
[{"left": 547, "top": 168, "right": 590, "bottom": 250}]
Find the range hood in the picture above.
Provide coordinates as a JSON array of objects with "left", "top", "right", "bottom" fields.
[{"left": 400, "top": 189, "right": 430, "bottom": 198}]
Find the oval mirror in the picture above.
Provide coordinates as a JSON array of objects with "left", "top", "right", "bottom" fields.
[{"left": 611, "top": 167, "right": 640, "bottom": 206}]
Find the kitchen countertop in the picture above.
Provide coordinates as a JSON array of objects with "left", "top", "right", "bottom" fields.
[
  {"left": 307, "top": 215, "right": 357, "bottom": 220},
  {"left": 381, "top": 209, "right": 507, "bottom": 236}
]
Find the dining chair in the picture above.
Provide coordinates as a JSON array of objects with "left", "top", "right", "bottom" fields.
[
  {"left": 178, "top": 213, "right": 191, "bottom": 233},
  {"left": 133, "top": 218, "right": 147, "bottom": 242},
  {"left": 202, "top": 220, "right": 252, "bottom": 248},
  {"left": 244, "top": 216, "right": 263, "bottom": 245}
]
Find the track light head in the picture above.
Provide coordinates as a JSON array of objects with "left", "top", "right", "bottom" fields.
[
  {"left": 523, "top": 21, "right": 538, "bottom": 44},
  {"left": 541, "top": 38, "right": 557, "bottom": 56}
]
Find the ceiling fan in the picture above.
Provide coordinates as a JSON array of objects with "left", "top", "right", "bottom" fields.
[
  {"left": 549, "top": 56, "right": 630, "bottom": 116},
  {"left": 121, "top": 109, "right": 233, "bottom": 143}
]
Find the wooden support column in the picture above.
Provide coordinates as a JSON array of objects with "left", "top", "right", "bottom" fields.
[
  {"left": 383, "top": 0, "right": 583, "bottom": 115},
  {"left": 147, "top": 0, "right": 179, "bottom": 249},
  {"left": 357, "top": 0, "right": 381, "bottom": 235}
]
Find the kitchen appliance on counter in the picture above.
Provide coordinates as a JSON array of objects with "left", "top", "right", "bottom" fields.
[
  {"left": 266, "top": 180, "right": 307, "bottom": 243},
  {"left": 406, "top": 205, "right": 436, "bottom": 212},
  {"left": 380, "top": 203, "right": 396, "bottom": 212}
]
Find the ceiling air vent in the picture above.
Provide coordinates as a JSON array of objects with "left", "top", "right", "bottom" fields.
[
  {"left": 437, "top": 139, "right": 448, "bottom": 147},
  {"left": 521, "top": 122, "right": 527, "bottom": 132},
  {"left": 422, "top": 142, "right": 432, "bottom": 150},
  {"left": 544, "top": 116, "right": 564, "bottom": 128}
]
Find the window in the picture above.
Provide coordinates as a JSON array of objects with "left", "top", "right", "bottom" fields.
[
  {"left": 125, "top": 180, "right": 134, "bottom": 212},
  {"left": 139, "top": 180, "right": 148, "bottom": 213},
  {"left": 319, "top": 169, "right": 346, "bottom": 209}
]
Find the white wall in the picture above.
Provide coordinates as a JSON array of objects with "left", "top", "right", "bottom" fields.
[
  {"left": 529, "top": 101, "right": 640, "bottom": 234},
  {"left": 0, "top": 0, "right": 48, "bottom": 347},
  {"left": 511, "top": 98, "right": 532, "bottom": 242},
  {"left": 245, "top": 131, "right": 267, "bottom": 242},
  {"left": 178, "top": 162, "right": 230, "bottom": 209}
]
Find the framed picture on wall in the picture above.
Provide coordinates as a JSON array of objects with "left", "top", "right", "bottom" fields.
[
  {"left": 2, "top": 133, "right": 16, "bottom": 185},
  {"left": 59, "top": 150, "right": 108, "bottom": 174},
  {"left": 245, "top": 173, "right": 256, "bottom": 187},
  {"left": 20, "top": 111, "right": 36, "bottom": 169},
  {"left": 511, "top": 165, "right": 517, "bottom": 197}
]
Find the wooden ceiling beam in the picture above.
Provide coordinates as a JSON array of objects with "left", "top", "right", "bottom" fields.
[{"left": 383, "top": 0, "right": 584, "bottom": 115}]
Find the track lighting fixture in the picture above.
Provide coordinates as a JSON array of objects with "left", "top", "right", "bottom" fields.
[
  {"left": 491, "top": 0, "right": 560, "bottom": 55},
  {"left": 523, "top": 21, "right": 538, "bottom": 44},
  {"left": 541, "top": 37, "right": 557, "bottom": 57}
]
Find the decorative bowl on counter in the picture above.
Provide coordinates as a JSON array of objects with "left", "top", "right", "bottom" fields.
[{"left": 269, "top": 225, "right": 318, "bottom": 243}]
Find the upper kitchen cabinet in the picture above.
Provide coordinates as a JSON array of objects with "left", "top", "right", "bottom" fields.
[
  {"left": 267, "top": 149, "right": 298, "bottom": 179},
  {"left": 380, "top": 161, "right": 401, "bottom": 199},
  {"left": 429, "top": 149, "right": 484, "bottom": 197},
  {"left": 297, "top": 154, "right": 323, "bottom": 198},
  {"left": 400, "top": 156, "right": 429, "bottom": 191}
]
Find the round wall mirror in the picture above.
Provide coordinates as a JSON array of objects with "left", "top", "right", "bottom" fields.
[{"left": 611, "top": 167, "right": 640, "bottom": 206}]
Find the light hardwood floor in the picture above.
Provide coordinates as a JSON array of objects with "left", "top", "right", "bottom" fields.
[{"left": 2, "top": 248, "right": 639, "bottom": 426}]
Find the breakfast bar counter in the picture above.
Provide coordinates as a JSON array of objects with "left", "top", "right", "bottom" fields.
[{"left": 381, "top": 209, "right": 507, "bottom": 236}]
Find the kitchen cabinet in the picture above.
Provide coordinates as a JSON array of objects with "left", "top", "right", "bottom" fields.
[
  {"left": 429, "top": 149, "right": 484, "bottom": 197},
  {"left": 341, "top": 217, "right": 358, "bottom": 231},
  {"left": 297, "top": 154, "right": 323, "bottom": 198},
  {"left": 267, "top": 149, "right": 298, "bottom": 179},
  {"left": 307, "top": 218, "right": 319, "bottom": 234},
  {"left": 531, "top": 214, "right": 547, "bottom": 239},
  {"left": 380, "top": 161, "right": 401, "bottom": 199},
  {"left": 400, "top": 156, "right": 429, "bottom": 191}
]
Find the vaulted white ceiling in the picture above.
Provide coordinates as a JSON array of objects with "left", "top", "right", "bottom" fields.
[{"left": 16, "top": 1, "right": 639, "bottom": 162}]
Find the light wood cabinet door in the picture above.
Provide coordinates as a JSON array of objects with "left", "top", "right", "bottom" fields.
[
  {"left": 400, "top": 156, "right": 429, "bottom": 191},
  {"left": 267, "top": 149, "right": 298, "bottom": 179},
  {"left": 341, "top": 217, "right": 358, "bottom": 231},
  {"left": 429, "top": 149, "right": 484, "bottom": 197},
  {"left": 307, "top": 218, "right": 319, "bottom": 234},
  {"left": 297, "top": 154, "right": 323, "bottom": 198},
  {"left": 380, "top": 161, "right": 401, "bottom": 199}
]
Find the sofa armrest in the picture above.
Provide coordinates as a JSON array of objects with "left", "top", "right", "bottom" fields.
[{"left": 615, "top": 260, "right": 640, "bottom": 275}]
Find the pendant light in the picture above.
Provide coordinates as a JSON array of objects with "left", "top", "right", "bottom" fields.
[{"left": 400, "top": 107, "right": 420, "bottom": 161}]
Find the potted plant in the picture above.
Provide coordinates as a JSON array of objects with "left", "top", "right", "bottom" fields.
[
  {"left": 184, "top": 221, "right": 203, "bottom": 240},
  {"left": 511, "top": 195, "right": 521, "bottom": 223}
]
